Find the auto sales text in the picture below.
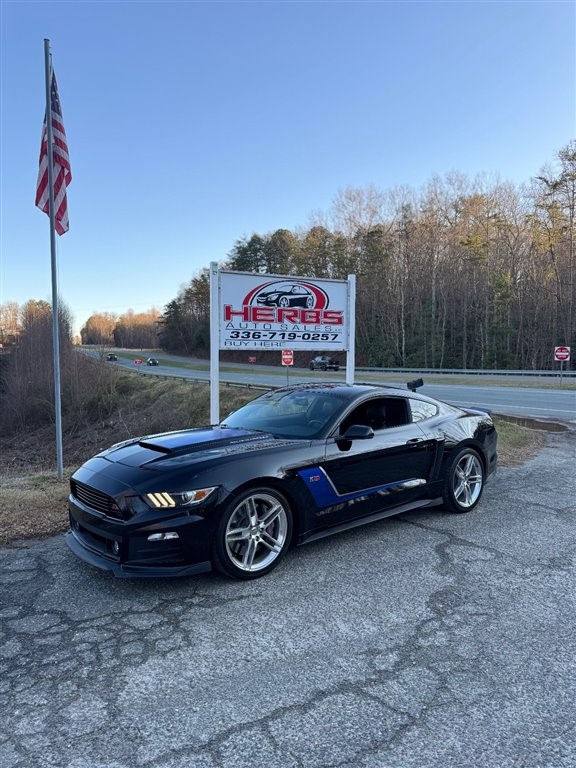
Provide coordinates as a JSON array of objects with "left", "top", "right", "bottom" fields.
[{"left": 223, "top": 306, "right": 344, "bottom": 325}]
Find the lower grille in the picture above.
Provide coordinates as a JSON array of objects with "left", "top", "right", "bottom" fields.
[{"left": 69, "top": 514, "right": 120, "bottom": 561}]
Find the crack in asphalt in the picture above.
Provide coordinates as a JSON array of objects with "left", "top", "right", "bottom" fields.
[
  {"left": 1, "top": 431, "right": 575, "bottom": 767},
  {"left": 0, "top": 536, "right": 534, "bottom": 767}
]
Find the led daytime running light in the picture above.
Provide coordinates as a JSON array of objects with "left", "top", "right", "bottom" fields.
[
  {"left": 145, "top": 487, "right": 216, "bottom": 509},
  {"left": 146, "top": 492, "right": 176, "bottom": 508}
]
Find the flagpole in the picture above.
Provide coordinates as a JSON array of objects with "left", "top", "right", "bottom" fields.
[{"left": 43, "top": 38, "right": 64, "bottom": 481}]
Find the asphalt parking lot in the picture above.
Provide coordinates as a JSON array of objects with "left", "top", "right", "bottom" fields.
[{"left": 1, "top": 428, "right": 576, "bottom": 768}]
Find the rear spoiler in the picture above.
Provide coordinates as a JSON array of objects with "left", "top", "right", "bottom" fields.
[{"left": 466, "top": 406, "right": 492, "bottom": 417}]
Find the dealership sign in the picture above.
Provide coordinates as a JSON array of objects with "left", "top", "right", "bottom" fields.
[{"left": 219, "top": 271, "right": 351, "bottom": 351}]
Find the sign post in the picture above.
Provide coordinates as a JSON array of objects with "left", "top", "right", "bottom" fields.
[
  {"left": 554, "top": 346, "right": 571, "bottom": 384},
  {"left": 281, "top": 348, "right": 293, "bottom": 384}
]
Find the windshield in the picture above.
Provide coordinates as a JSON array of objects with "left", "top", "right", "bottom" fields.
[{"left": 221, "top": 389, "right": 346, "bottom": 439}]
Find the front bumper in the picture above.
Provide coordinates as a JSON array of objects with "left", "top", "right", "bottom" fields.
[
  {"left": 65, "top": 530, "right": 211, "bottom": 577},
  {"left": 66, "top": 495, "right": 214, "bottom": 578}
]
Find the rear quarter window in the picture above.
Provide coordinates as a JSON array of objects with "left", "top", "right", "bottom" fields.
[{"left": 410, "top": 400, "right": 439, "bottom": 422}]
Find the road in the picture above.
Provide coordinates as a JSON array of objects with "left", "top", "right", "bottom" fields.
[
  {"left": 109, "top": 352, "right": 576, "bottom": 424},
  {"left": 416, "top": 382, "right": 575, "bottom": 424},
  {"left": 2, "top": 429, "right": 576, "bottom": 767}
]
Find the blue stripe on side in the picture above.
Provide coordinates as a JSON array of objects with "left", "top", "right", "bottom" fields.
[{"left": 297, "top": 467, "right": 421, "bottom": 509}]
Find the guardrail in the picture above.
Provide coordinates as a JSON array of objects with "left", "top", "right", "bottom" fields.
[
  {"left": 356, "top": 366, "right": 576, "bottom": 378},
  {"left": 131, "top": 369, "right": 273, "bottom": 391}
]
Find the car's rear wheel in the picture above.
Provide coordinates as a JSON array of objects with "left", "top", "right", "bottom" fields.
[
  {"left": 443, "top": 448, "right": 484, "bottom": 513},
  {"left": 213, "top": 488, "right": 293, "bottom": 579}
]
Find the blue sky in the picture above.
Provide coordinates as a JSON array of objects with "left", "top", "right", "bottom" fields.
[{"left": 1, "top": 0, "right": 574, "bottom": 335}]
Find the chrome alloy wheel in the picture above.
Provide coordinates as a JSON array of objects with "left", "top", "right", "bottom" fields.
[
  {"left": 452, "top": 452, "right": 484, "bottom": 509},
  {"left": 224, "top": 492, "right": 290, "bottom": 573}
]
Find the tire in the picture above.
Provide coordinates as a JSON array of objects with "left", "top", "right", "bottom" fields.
[
  {"left": 442, "top": 448, "right": 484, "bottom": 513},
  {"left": 279, "top": 297, "right": 290, "bottom": 308},
  {"left": 309, "top": 363, "right": 315, "bottom": 370},
  {"left": 213, "top": 488, "right": 293, "bottom": 579}
]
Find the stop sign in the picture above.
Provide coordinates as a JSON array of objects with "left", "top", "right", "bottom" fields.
[
  {"left": 554, "top": 346, "right": 571, "bottom": 362},
  {"left": 281, "top": 349, "right": 294, "bottom": 366}
]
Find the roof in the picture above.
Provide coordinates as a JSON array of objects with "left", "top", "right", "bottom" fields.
[{"left": 273, "top": 381, "right": 413, "bottom": 402}]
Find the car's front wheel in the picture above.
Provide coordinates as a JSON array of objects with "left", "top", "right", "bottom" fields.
[
  {"left": 443, "top": 448, "right": 484, "bottom": 513},
  {"left": 213, "top": 488, "right": 293, "bottom": 579}
]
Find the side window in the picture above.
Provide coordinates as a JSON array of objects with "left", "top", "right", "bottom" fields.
[
  {"left": 339, "top": 397, "right": 410, "bottom": 433},
  {"left": 339, "top": 404, "right": 367, "bottom": 435},
  {"left": 410, "top": 399, "right": 438, "bottom": 422}
]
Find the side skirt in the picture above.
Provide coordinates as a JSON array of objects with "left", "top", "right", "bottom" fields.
[{"left": 298, "top": 497, "right": 444, "bottom": 545}]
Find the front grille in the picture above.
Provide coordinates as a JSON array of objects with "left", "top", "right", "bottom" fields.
[{"left": 71, "top": 479, "right": 125, "bottom": 519}]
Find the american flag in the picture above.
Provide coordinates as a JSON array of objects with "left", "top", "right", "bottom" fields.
[{"left": 35, "top": 69, "right": 71, "bottom": 235}]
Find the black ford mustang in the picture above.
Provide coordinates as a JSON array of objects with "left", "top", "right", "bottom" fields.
[{"left": 66, "top": 382, "right": 497, "bottom": 580}]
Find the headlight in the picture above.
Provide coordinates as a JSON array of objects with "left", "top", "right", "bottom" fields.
[{"left": 144, "top": 487, "right": 217, "bottom": 509}]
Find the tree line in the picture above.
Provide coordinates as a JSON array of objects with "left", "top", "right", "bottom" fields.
[
  {"left": 79, "top": 308, "right": 162, "bottom": 349},
  {"left": 160, "top": 143, "right": 575, "bottom": 370},
  {"left": 0, "top": 304, "right": 162, "bottom": 351},
  {"left": 2, "top": 142, "right": 574, "bottom": 371}
]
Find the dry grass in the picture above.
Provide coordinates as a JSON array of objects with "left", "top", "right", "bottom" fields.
[
  {"left": 0, "top": 472, "right": 73, "bottom": 543},
  {"left": 493, "top": 417, "right": 547, "bottom": 466},
  {"left": 0, "top": 381, "right": 549, "bottom": 546}
]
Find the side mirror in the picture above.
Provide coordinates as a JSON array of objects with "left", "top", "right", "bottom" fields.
[{"left": 340, "top": 424, "right": 374, "bottom": 440}]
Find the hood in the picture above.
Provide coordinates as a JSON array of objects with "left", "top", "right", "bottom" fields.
[{"left": 99, "top": 427, "right": 300, "bottom": 469}]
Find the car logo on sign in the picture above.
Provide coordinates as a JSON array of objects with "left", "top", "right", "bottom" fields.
[{"left": 247, "top": 281, "right": 329, "bottom": 310}]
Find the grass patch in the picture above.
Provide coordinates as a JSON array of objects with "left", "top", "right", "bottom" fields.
[
  {"left": 1, "top": 473, "right": 72, "bottom": 543},
  {"left": 493, "top": 416, "right": 547, "bottom": 466},
  {"left": 355, "top": 370, "right": 576, "bottom": 390}
]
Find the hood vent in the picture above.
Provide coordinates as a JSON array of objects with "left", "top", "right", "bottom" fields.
[
  {"left": 137, "top": 429, "right": 269, "bottom": 456},
  {"left": 138, "top": 440, "right": 172, "bottom": 454}
]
